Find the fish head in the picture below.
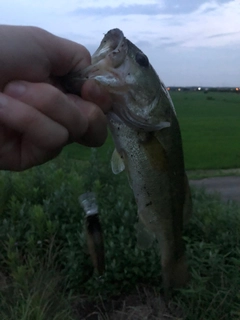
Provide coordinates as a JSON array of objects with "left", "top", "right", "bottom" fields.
[{"left": 83, "top": 29, "right": 174, "bottom": 130}]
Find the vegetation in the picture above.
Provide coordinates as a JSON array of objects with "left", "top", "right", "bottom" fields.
[
  {"left": 0, "top": 153, "right": 239, "bottom": 319},
  {"left": 64, "top": 91, "right": 240, "bottom": 170},
  {"left": 172, "top": 91, "right": 240, "bottom": 170}
]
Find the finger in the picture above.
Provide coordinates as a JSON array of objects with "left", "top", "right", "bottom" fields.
[
  {"left": 37, "top": 28, "right": 92, "bottom": 75},
  {"left": 4, "top": 81, "right": 108, "bottom": 147},
  {"left": 0, "top": 26, "right": 91, "bottom": 89},
  {"left": 0, "top": 92, "right": 69, "bottom": 150},
  {"left": 61, "top": 75, "right": 112, "bottom": 113},
  {"left": 69, "top": 94, "right": 108, "bottom": 147},
  {"left": 0, "top": 125, "right": 62, "bottom": 171},
  {"left": 81, "top": 79, "right": 112, "bottom": 114},
  {"left": 4, "top": 81, "right": 90, "bottom": 143}
]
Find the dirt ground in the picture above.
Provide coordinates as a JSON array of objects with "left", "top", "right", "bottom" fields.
[{"left": 190, "top": 176, "right": 240, "bottom": 203}]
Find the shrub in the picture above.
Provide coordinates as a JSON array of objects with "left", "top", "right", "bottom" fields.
[{"left": 0, "top": 150, "right": 239, "bottom": 318}]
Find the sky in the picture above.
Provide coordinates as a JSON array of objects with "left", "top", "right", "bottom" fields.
[{"left": 1, "top": 0, "right": 240, "bottom": 86}]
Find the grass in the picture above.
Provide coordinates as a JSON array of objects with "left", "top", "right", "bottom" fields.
[
  {"left": 172, "top": 91, "right": 240, "bottom": 170},
  {"left": 63, "top": 91, "right": 240, "bottom": 170},
  {"left": 0, "top": 268, "right": 74, "bottom": 320},
  {"left": 0, "top": 155, "right": 239, "bottom": 319}
]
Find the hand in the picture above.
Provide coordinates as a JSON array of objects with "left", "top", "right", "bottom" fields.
[{"left": 0, "top": 25, "right": 111, "bottom": 171}]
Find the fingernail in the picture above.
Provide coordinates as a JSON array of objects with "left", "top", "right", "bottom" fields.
[{"left": 4, "top": 81, "right": 26, "bottom": 98}]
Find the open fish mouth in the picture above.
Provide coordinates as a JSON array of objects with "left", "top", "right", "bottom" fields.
[
  {"left": 63, "top": 29, "right": 129, "bottom": 94},
  {"left": 92, "top": 28, "right": 127, "bottom": 66},
  {"left": 81, "top": 28, "right": 129, "bottom": 82}
]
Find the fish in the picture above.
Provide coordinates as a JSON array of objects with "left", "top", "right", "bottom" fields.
[{"left": 65, "top": 28, "right": 192, "bottom": 296}]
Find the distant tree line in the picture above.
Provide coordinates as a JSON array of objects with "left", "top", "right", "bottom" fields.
[{"left": 168, "top": 87, "right": 239, "bottom": 93}]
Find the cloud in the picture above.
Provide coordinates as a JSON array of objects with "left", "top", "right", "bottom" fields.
[
  {"left": 158, "top": 0, "right": 240, "bottom": 48},
  {"left": 2, "top": 0, "right": 239, "bottom": 50},
  {"left": 74, "top": 0, "right": 160, "bottom": 8},
  {"left": 70, "top": 0, "right": 240, "bottom": 50},
  {"left": 162, "top": 0, "right": 233, "bottom": 15},
  {"left": 207, "top": 31, "right": 240, "bottom": 38},
  {"left": 163, "top": 0, "right": 216, "bottom": 14},
  {"left": 160, "top": 41, "right": 185, "bottom": 48},
  {"left": 71, "top": 0, "right": 233, "bottom": 17},
  {"left": 72, "top": 3, "right": 163, "bottom": 16}
]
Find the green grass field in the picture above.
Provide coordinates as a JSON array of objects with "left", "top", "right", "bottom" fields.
[
  {"left": 173, "top": 91, "right": 240, "bottom": 169},
  {"left": 63, "top": 91, "right": 240, "bottom": 170}
]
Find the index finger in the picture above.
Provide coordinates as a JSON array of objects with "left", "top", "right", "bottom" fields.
[
  {"left": 0, "top": 25, "right": 91, "bottom": 88},
  {"left": 36, "top": 28, "right": 92, "bottom": 76}
]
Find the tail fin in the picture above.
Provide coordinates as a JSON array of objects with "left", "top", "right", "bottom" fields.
[
  {"left": 171, "top": 255, "right": 190, "bottom": 288},
  {"left": 162, "top": 255, "right": 190, "bottom": 298}
]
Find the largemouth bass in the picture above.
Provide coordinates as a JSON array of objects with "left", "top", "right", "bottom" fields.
[{"left": 66, "top": 29, "right": 192, "bottom": 295}]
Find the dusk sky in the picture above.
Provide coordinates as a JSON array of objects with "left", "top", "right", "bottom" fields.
[{"left": 1, "top": 0, "right": 240, "bottom": 86}]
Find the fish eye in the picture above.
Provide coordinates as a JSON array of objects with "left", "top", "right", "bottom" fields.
[{"left": 135, "top": 52, "right": 149, "bottom": 67}]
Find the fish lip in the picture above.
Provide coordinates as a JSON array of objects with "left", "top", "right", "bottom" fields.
[{"left": 92, "top": 29, "right": 125, "bottom": 65}]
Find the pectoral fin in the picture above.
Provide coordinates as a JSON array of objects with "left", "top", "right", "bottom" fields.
[
  {"left": 111, "top": 148, "right": 125, "bottom": 174},
  {"left": 156, "top": 121, "right": 170, "bottom": 130},
  {"left": 144, "top": 121, "right": 170, "bottom": 131},
  {"left": 153, "top": 130, "right": 168, "bottom": 152}
]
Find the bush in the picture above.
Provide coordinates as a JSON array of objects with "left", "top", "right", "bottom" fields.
[
  {"left": 0, "top": 150, "right": 239, "bottom": 318},
  {"left": 0, "top": 152, "right": 161, "bottom": 296}
]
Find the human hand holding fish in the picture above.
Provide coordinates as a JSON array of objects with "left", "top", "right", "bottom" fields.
[{"left": 0, "top": 25, "right": 111, "bottom": 171}]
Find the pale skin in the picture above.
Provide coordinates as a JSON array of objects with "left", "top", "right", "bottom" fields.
[{"left": 0, "top": 25, "right": 112, "bottom": 171}]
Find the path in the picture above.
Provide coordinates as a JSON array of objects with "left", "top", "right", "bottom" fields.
[{"left": 190, "top": 176, "right": 240, "bottom": 203}]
